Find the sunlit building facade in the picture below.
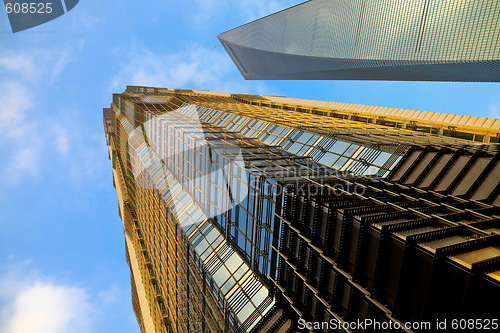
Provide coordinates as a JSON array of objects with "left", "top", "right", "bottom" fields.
[
  {"left": 218, "top": 0, "right": 500, "bottom": 81},
  {"left": 104, "top": 86, "right": 500, "bottom": 332}
]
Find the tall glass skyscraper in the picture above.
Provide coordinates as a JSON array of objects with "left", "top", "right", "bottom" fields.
[
  {"left": 104, "top": 86, "right": 500, "bottom": 332},
  {"left": 218, "top": 0, "right": 500, "bottom": 81}
]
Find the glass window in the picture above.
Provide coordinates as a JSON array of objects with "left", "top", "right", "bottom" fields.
[
  {"left": 330, "top": 141, "right": 350, "bottom": 154},
  {"left": 332, "top": 156, "right": 348, "bottom": 169},
  {"left": 234, "top": 264, "right": 248, "bottom": 280},
  {"left": 195, "top": 238, "right": 210, "bottom": 254},
  {"left": 318, "top": 153, "right": 339, "bottom": 167},
  {"left": 287, "top": 142, "right": 303, "bottom": 154},
  {"left": 221, "top": 277, "right": 237, "bottom": 295},
  {"left": 297, "top": 145, "right": 310, "bottom": 155},
  {"left": 237, "top": 300, "right": 256, "bottom": 318},
  {"left": 343, "top": 144, "right": 360, "bottom": 157},
  {"left": 270, "top": 125, "right": 285, "bottom": 135},
  {"left": 363, "top": 166, "right": 380, "bottom": 175},
  {"left": 297, "top": 131, "right": 312, "bottom": 143},
  {"left": 212, "top": 265, "right": 230, "bottom": 286},
  {"left": 372, "top": 151, "right": 392, "bottom": 167},
  {"left": 226, "top": 252, "right": 243, "bottom": 273},
  {"left": 205, "top": 227, "right": 218, "bottom": 244},
  {"left": 211, "top": 235, "right": 223, "bottom": 250},
  {"left": 237, "top": 231, "right": 246, "bottom": 250}
]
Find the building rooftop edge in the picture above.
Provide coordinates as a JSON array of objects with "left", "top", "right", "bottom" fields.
[{"left": 124, "top": 86, "right": 500, "bottom": 133}]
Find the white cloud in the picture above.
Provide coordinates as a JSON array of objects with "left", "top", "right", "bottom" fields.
[
  {"left": 0, "top": 42, "right": 82, "bottom": 184},
  {"left": 0, "top": 82, "right": 33, "bottom": 140},
  {"left": 5, "top": 147, "right": 41, "bottom": 182},
  {"left": 0, "top": 55, "right": 37, "bottom": 79},
  {"left": 50, "top": 48, "right": 75, "bottom": 83},
  {"left": 67, "top": 132, "right": 109, "bottom": 185},
  {"left": 110, "top": 43, "right": 273, "bottom": 95},
  {"left": 2, "top": 283, "right": 93, "bottom": 333},
  {"left": 51, "top": 126, "right": 71, "bottom": 155},
  {"left": 71, "top": 11, "right": 103, "bottom": 30},
  {"left": 489, "top": 101, "right": 500, "bottom": 119},
  {"left": 0, "top": 47, "right": 79, "bottom": 84},
  {"left": 0, "top": 258, "right": 135, "bottom": 333},
  {"left": 0, "top": 260, "right": 94, "bottom": 333},
  {"left": 0, "top": 82, "right": 42, "bottom": 183}
]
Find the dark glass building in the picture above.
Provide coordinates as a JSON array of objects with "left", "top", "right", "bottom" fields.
[
  {"left": 104, "top": 86, "right": 500, "bottom": 332},
  {"left": 268, "top": 144, "right": 500, "bottom": 332},
  {"left": 218, "top": 0, "right": 500, "bottom": 81}
]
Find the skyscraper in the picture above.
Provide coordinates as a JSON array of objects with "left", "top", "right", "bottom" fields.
[
  {"left": 218, "top": 0, "right": 500, "bottom": 81},
  {"left": 104, "top": 86, "right": 500, "bottom": 332}
]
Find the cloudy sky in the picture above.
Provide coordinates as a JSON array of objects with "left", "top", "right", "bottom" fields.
[{"left": 0, "top": 1, "right": 499, "bottom": 332}]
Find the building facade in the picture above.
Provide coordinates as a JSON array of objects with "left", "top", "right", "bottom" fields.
[
  {"left": 104, "top": 86, "right": 500, "bottom": 332},
  {"left": 268, "top": 143, "right": 500, "bottom": 332},
  {"left": 218, "top": 0, "right": 500, "bottom": 81}
]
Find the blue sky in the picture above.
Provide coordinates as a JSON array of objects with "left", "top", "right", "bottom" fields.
[{"left": 0, "top": 1, "right": 499, "bottom": 332}]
